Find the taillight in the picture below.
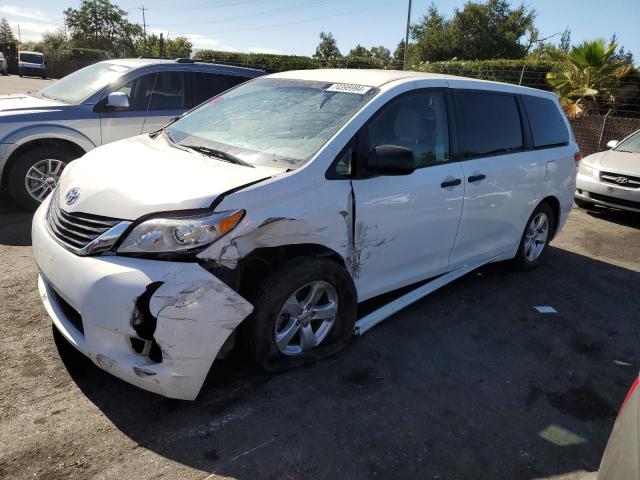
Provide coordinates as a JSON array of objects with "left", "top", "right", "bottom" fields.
[
  {"left": 574, "top": 151, "right": 583, "bottom": 162},
  {"left": 618, "top": 376, "right": 639, "bottom": 417}
]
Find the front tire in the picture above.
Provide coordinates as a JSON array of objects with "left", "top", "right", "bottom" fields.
[
  {"left": 6, "top": 146, "right": 77, "bottom": 211},
  {"left": 243, "top": 257, "right": 357, "bottom": 372},
  {"left": 511, "top": 202, "right": 555, "bottom": 271}
]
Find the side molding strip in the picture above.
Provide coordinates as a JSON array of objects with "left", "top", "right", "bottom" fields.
[{"left": 354, "top": 260, "right": 487, "bottom": 336}]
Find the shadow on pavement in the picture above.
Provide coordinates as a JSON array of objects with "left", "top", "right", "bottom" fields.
[
  {"left": 54, "top": 246, "right": 640, "bottom": 479},
  {"left": 583, "top": 206, "right": 640, "bottom": 230},
  {"left": 0, "top": 193, "right": 32, "bottom": 246}
]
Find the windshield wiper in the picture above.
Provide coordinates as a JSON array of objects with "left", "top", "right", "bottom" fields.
[{"left": 182, "top": 145, "right": 254, "bottom": 168}]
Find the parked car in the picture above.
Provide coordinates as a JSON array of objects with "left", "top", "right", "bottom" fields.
[
  {"left": 0, "top": 58, "right": 264, "bottom": 210},
  {"left": 0, "top": 52, "right": 7, "bottom": 76},
  {"left": 32, "top": 69, "right": 578, "bottom": 400},
  {"left": 18, "top": 50, "right": 46, "bottom": 78},
  {"left": 597, "top": 373, "right": 639, "bottom": 480},
  {"left": 576, "top": 129, "right": 640, "bottom": 213}
]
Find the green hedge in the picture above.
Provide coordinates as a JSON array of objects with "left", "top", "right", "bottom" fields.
[
  {"left": 193, "top": 50, "right": 384, "bottom": 72},
  {"left": 411, "top": 59, "right": 563, "bottom": 90}
]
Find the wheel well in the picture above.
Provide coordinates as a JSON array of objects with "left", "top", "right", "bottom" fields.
[
  {"left": 2, "top": 138, "right": 85, "bottom": 188},
  {"left": 540, "top": 196, "right": 560, "bottom": 237},
  {"left": 237, "top": 244, "right": 346, "bottom": 301}
]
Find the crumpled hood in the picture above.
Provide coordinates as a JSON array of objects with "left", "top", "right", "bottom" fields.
[
  {"left": 0, "top": 93, "right": 66, "bottom": 117},
  {"left": 57, "top": 134, "right": 281, "bottom": 219},
  {"left": 584, "top": 149, "right": 640, "bottom": 175}
]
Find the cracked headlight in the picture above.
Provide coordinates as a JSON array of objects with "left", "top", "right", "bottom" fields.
[
  {"left": 577, "top": 162, "right": 596, "bottom": 178},
  {"left": 117, "top": 210, "right": 244, "bottom": 254}
]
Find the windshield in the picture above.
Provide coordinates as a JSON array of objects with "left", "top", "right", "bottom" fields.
[
  {"left": 40, "top": 62, "right": 131, "bottom": 104},
  {"left": 614, "top": 130, "right": 640, "bottom": 154},
  {"left": 19, "top": 53, "right": 43, "bottom": 64},
  {"left": 167, "top": 78, "right": 378, "bottom": 168}
]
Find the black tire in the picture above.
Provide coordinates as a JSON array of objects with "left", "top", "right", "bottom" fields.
[
  {"left": 42, "top": 75, "right": 46, "bottom": 80},
  {"left": 511, "top": 202, "right": 555, "bottom": 271},
  {"left": 242, "top": 257, "right": 357, "bottom": 372},
  {"left": 6, "top": 146, "right": 78, "bottom": 211}
]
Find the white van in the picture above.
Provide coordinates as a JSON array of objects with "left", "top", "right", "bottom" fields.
[{"left": 32, "top": 69, "right": 578, "bottom": 400}]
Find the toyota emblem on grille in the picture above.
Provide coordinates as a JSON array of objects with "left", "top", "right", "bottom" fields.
[
  {"left": 65, "top": 188, "right": 80, "bottom": 205},
  {"left": 615, "top": 176, "right": 629, "bottom": 184}
]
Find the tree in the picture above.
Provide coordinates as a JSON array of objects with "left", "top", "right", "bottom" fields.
[
  {"left": 609, "top": 34, "right": 634, "bottom": 65},
  {"left": 411, "top": 0, "right": 536, "bottom": 62},
  {"left": 0, "top": 18, "right": 16, "bottom": 43},
  {"left": 370, "top": 45, "right": 391, "bottom": 66},
  {"left": 546, "top": 39, "right": 633, "bottom": 117},
  {"left": 411, "top": 4, "right": 454, "bottom": 61},
  {"left": 137, "top": 34, "right": 192, "bottom": 58},
  {"left": 313, "top": 32, "right": 341, "bottom": 60},
  {"left": 348, "top": 44, "right": 370, "bottom": 57},
  {"left": 64, "top": 0, "right": 143, "bottom": 57},
  {"left": 559, "top": 28, "right": 571, "bottom": 53}
]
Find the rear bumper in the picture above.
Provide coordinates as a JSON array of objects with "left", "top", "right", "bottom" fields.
[
  {"left": 576, "top": 172, "right": 640, "bottom": 213},
  {"left": 32, "top": 196, "right": 253, "bottom": 400},
  {"left": 19, "top": 66, "right": 45, "bottom": 76}
]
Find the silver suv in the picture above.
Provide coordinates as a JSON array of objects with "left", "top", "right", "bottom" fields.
[{"left": 0, "top": 58, "right": 264, "bottom": 209}]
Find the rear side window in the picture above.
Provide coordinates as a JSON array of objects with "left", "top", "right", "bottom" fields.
[
  {"left": 455, "top": 91, "right": 523, "bottom": 158},
  {"left": 189, "top": 72, "right": 248, "bottom": 107},
  {"left": 522, "top": 95, "right": 569, "bottom": 148}
]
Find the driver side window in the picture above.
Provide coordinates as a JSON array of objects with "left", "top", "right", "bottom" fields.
[
  {"left": 366, "top": 91, "right": 449, "bottom": 168},
  {"left": 115, "top": 73, "right": 157, "bottom": 111}
]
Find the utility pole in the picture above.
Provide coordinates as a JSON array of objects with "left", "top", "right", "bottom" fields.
[
  {"left": 139, "top": 5, "right": 148, "bottom": 55},
  {"left": 17, "top": 24, "right": 21, "bottom": 44},
  {"left": 403, "top": 0, "right": 412, "bottom": 70},
  {"left": 139, "top": 5, "right": 147, "bottom": 37}
]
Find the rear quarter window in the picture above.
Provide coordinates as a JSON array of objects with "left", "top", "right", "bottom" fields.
[
  {"left": 522, "top": 95, "right": 569, "bottom": 148},
  {"left": 455, "top": 91, "right": 523, "bottom": 159}
]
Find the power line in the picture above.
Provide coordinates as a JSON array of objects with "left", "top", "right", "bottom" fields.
[
  {"left": 152, "top": 0, "right": 264, "bottom": 12},
  {"left": 139, "top": 5, "right": 148, "bottom": 37},
  {"left": 171, "top": 8, "right": 368, "bottom": 36},
  {"left": 150, "top": 0, "right": 339, "bottom": 27}
]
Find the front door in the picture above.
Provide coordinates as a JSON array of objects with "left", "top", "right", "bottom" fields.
[
  {"left": 351, "top": 89, "right": 465, "bottom": 301},
  {"left": 99, "top": 71, "right": 187, "bottom": 144}
]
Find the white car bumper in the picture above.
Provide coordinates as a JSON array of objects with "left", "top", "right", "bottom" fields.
[
  {"left": 576, "top": 171, "right": 640, "bottom": 213},
  {"left": 32, "top": 197, "right": 253, "bottom": 400}
]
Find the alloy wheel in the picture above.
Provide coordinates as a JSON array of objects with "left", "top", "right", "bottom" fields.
[
  {"left": 24, "top": 159, "right": 67, "bottom": 202},
  {"left": 274, "top": 281, "right": 338, "bottom": 356}
]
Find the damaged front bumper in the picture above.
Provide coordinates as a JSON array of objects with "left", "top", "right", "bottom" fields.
[{"left": 32, "top": 199, "right": 253, "bottom": 400}]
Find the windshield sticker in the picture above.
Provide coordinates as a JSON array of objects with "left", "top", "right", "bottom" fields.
[{"left": 326, "top": 83, "right": 372, "bottom": 95}]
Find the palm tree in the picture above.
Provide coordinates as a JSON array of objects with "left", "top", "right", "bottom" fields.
[{"left": 546, "top": 39, "right": 633, "bottom": 117}]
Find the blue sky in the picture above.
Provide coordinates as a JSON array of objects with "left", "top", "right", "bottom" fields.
[{"left": 2, "top": 0, "right": 638, "bottom": 60}]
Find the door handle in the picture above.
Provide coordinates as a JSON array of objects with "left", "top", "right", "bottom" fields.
[
  {"left": 468, "top": 174, "right": 486, "bottom": 183},
  {"left": 441, "top": 178, "right": 462, "bottom": 188}
]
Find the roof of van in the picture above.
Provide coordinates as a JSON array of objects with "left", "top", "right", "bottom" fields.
[
  {"left": 101, "top": 58, "right": 264, "bottom": 76},
  {"left": 268, "top": 69, "right": 448, "bottom": 87},
  {"left": 267, "top": 68, "right": 557, "bottom": 97}
]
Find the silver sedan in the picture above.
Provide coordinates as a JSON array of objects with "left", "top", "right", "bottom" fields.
[{"left": 576, "top": 129, "right": 640, "bottom": 213}]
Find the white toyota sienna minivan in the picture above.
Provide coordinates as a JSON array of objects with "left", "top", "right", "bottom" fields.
[{"left": 32, "top": 69, "right": 578, "bottom": 400}]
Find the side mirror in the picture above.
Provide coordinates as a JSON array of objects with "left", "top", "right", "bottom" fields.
[
  {"left": 105, "top": 91, "right": 129, "bottom": 110},
  {"left": 606, "top": 140, "right": 619, "bottom": 149},
  {"left": 366, "top": 145, "right": 415, "bottom": 175}
]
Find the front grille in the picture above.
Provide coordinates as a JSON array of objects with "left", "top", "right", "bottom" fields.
[
  {"left": 47, "top": 197, "right": 121, "bottom": 253},
  {"left": 49, "top": 287, "right": 84, "bottom": 334},
  {"left": 600, "top": 171, "right": 640, "bottom": 189},
  {"left": 589, "top": 192, "right": 640, "bottom": 210}
]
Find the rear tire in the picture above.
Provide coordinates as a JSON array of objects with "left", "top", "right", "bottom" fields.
[
  {"left": 6, "top": 146, "right": 78, "bottom": 211},
  {"left": 511, "top": 202, "right": 555, "bottom": 271},
  {"left": 242, "top": 257, "right": 357, "bottom": 372}
]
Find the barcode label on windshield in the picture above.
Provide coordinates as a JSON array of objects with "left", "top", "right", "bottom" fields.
[{"left": 326, "top": 83, "right": 372, "bottom": 94}]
